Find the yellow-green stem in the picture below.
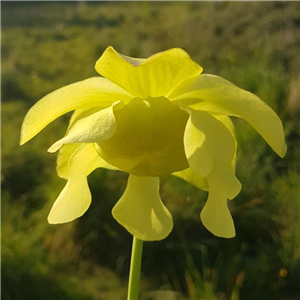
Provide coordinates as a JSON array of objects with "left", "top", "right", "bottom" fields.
[{"left": 127, "top": 236, "right": 143, "bottom": 300}]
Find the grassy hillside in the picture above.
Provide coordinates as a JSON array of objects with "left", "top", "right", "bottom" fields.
[{"left": 2, "top": 2, "right": 300, "bottom": 300}]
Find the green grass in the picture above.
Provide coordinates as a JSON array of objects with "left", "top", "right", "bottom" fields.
[{"left": 1, "top": 1, "right": 300, "bottom": 300}]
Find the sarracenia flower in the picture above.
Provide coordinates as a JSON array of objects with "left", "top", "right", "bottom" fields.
[{"left": 20, "top": 47, "right": 286, "bottom": 240}]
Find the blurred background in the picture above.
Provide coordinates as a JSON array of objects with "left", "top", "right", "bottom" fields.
[{"left": 1, "top": 1, "right": 300, "bottom": 300}]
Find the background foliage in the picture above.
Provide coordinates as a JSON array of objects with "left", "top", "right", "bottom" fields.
[{"left": 1, "top": 1, "right": 300, "bottom": 300}]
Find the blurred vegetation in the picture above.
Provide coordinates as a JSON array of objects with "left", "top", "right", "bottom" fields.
[{"left": 1, "top": 1, "right": 300, "bottom": 300}]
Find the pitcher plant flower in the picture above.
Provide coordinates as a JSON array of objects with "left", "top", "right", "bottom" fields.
[{"left": 20, "top": 46, "right": 286, "bottom": 241}]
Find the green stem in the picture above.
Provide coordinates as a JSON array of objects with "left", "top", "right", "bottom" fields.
[{"left": 127, "top": 236, "right": 143, "bottom": 300}]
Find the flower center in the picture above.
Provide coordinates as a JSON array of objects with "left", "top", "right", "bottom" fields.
[{"left": 96, "top": 97, "right": 189, "bottom": 176}]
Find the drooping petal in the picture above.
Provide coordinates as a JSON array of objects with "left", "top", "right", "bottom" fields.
[
  {"left": 183, "top": 109, "right": 235, "bottom": 177},
  {"left": 56, "top": 109, "right": 102, "bottom": 178},
  {"left": 173, "top": 168, "right": 209, "bottom": 191},
  {"left": 56, "top": 143, "right": 81, "bottom": 179},
  {"left": 201, "top": 190, "right": 235, "bottom": 238},
  {"left": 48, "top": 144, "right": 91, "bottom": 223},
  {"left": 57, "top": 143, "right": 118, "bottom": 179},
  {"left": 20, "top": 77, "right": 132, "bottom": 145},
  {"left": 95, "top": 46, "right": 203, "bottom": 98},
  {"left": 173, "top": 114, "right": 237, "bottom": 190},
  {"left": 200, "top": 163, "right": 241, "bottom": 238},
  {"left": 214, "top": 163, "right": 242, "bottom": 200},
  {"left": 48, "top": 101, "right": 124, "bottom": 153},
  {"left": 112, "top": 175, "right": 173, "bottom": 241},
  {"left": 214, "top": 114, "right": 238, "bottom": 170},
  {"left": 48, "top": 143, "right": 112, "bottom": 223},
  {"left": 170, "top": 74, "right": 286, "bottom": 157}
]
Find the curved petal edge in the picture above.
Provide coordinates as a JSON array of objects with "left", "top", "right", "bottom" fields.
[{"left": 112, "top": 175, "right": 173, "bottom": 241}]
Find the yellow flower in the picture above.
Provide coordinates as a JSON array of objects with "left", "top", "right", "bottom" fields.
[{"left": 20, "top": 47, "right": 286, "bottom": 241}]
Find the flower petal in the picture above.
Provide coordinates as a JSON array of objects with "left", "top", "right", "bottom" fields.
[
  {"left": 95, "top": 46, "right": 203, "bottom": 98},
  {"left": 173, "top": 114, "right": 236, "bottom": 190},
  {"left": 48, "top": 101, "right": 123, "bottom": 153},
  {"left": 173, "top": 168, "right": 209, "bottom": 191},
  {"left": 56, "top": 143, "right": 81, "bottom": 179},
  {"left": 200, "top": 163, "right": 241, "bottom": 238},
  {"left": 112, "top": 175, "right": 173, "bottom": 241},
  {"left": 183, "top": 109, "right": 235, "bottom": 177},
  {"left": 48, "top": 144, "right": 97, "bottom": 224},
  {"left": 20, "top": 77, "right": 132, "bottom": 145},
  {"left": 170, "top": 74, "right": 286, "bottom": 157},
  {"left": 201, "top": 190, "right": 235, "bottom": 238},
  {"left": 214, "top": 114, "right": 238, "bottom": 170},
  {"left": 57, "top": 143, "right": 118, "bottom": 179}
]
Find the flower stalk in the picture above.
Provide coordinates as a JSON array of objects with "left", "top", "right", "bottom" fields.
[{"left": 127, "top": 236, "right": 143, "bottom": 300}]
